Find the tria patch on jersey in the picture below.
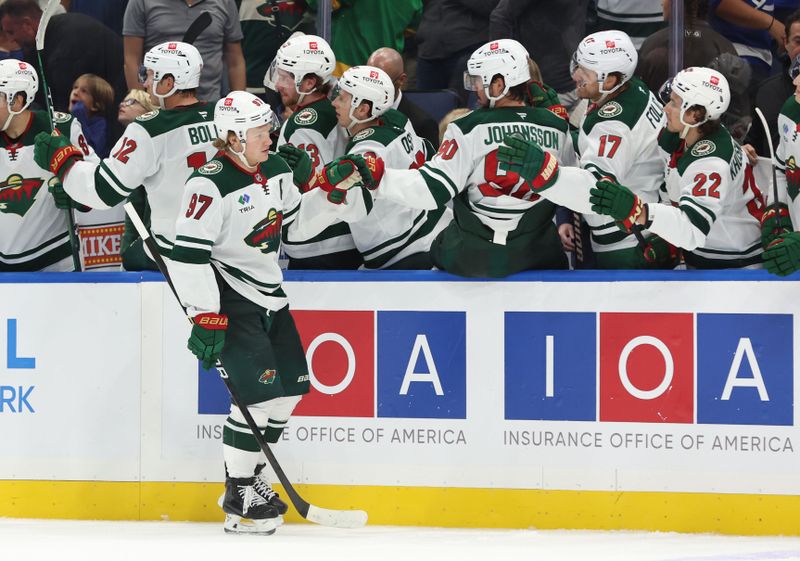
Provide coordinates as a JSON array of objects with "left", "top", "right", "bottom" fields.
[
  {"left": 294, "top": 108, "right": 318, "bottom": 126},
  {"left": 690, "top": 140, "right": 716, "bottom": 157},
  {"left": 136, "top": 110, "right": 161, "bottom": 122},
  {"left": 0, "top": 174, "right": 44, "bottom": 216},
  {"left": 352, "top": 128, "right": 375, "bottom": 141},
  {"left": 53, "top": 111, "right": 71, "bottom": 124},
  {"left": 598, "top": 101, "right": 623, "bottom": 119},
  {"left": 198, "top": 160, "right": 223, "bottom": 175}
]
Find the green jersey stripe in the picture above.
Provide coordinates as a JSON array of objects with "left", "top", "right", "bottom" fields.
[
  {"left": 679, "top": 203, "right": 711, "bottom": 236},
  {"left": 0, "top": 231, "right": 69, "bottom": 259},
  {"left": 679, "top": 196, "right": 717, "bottom": 222},
  {"left": 420, "top": 166, "right": 458, "bottom": 204},
  {"left": 171, "top": 245, "right": 211, "bottom": 264},
  {"left": 175, "top": 235, "right": 213, "bottom": 246},
  {"left": 0, "top": 239, "right": 71, "bottom": 271}
]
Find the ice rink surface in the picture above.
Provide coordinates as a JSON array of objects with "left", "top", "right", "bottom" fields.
[{"left": 3, "top": 519, "right": 800, "bottom": 561}]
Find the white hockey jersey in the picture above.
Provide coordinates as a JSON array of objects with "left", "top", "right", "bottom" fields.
[
  {"left": 0, "top": 110, "right": 95, "bottom": 271},
  {"left": 651, "top": 128, "right": 766, "bottom": 268},
  {"left": 378, "top": 105, "right": 595, "bottom": 245},
  {"left": 578, "top": 78, "right": 666, "bottom": 254},
  {"left": 774, "top": 94, "right": 800, "bottom": 227},
  {"left": 169, "top": 153, "right": 371, "bottom": 315},
  {"left": 276, "top": 97, "right": 356, "bottom": 260},
  {"left": 345, "top": 121, "right": 451, "bottom": 269},
  {"left": 63, "top": 102, "right": 218, "bottom": 256}
]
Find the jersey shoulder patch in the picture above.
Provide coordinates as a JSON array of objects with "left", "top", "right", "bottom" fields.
[
  {"left": 346, "top": 124, "right": 399, "bottom": 152},
  {"left": 690, "top": 139, "right": 716, "bottom": 157},
  {"left": 293, "top": 107, "right": 319, "bottom": 126},
  {"left": 676, "top": 128, "right": 735, "bottom": 175},
  {"left": 282, "top": 98, "right": 338, "bottom": 139},
  {"left": 198, "top": 160, "right": 223, "bottom": 175},
  {"left": 53, "top": 111, "right": 71, "bottom": 124},
  {"left": 135, "top": 109, "right": 160, "bottom": 122},
  {"left": 598, "top": 101, "right": 623, "bottom": 119},
  {"left": 352, "top": 127, "right": 374, "bottom": 141}
]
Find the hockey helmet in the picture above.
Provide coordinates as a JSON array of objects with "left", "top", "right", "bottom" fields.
[
  {"left": 143, "top": 41, "right": 203, "bottom": 106},
  {"left": 570, "top": 30, "right": 637, "bottom": 95},
  {"left": 335, "top": 65, "right": 395, "bottom": 128},
  {"left": 670, "top": 67, "right": 730, "bottom": 131},
  {"left": 0, "top": 59, "right": 38, "bottom": 130},
  {"left": 463, "top": 39, "right": 530, "bottom": 108},
  {"left": 264, "top": 34, "right": 335, "bottom": 97}
]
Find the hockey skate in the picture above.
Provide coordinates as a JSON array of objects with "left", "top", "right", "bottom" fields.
[
  {"left": 222, "top": 476, "right": 280, "bottom": 535},
  {"left": 218, "top": 464, "right": 288, "bottom": 526}
]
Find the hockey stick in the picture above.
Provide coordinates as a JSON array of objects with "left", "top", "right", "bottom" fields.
[
  {"left": 36, "top": 0, "right": 81, "bottom": 272},
  {"left": 122, "top": 202, "right": 368, "bottom": 530},
  {"left": 182, "top": 10, "right": 212, "bottom": 44},
  {"left": 755, "top": 107, "right": 780, "bottom": 207}
]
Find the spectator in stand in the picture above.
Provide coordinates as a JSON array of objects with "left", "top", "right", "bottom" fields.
[
  {"left": 638, "top": 0, "right": 738, "bottom": 95},
  {"left": 709, "top": 0, "right": 785, "bottom": 91},
  {"left": 490, "top": 0, "right": 589, "bottom": 113},
  {"left": 593, "top": 0, "right": 666, "bottom": 49},
  {"left": 123, "top": 0, "right": 245, "bottom": 103},
  {"left": 237, "top": 0, "right": 312, "bottom": 105},
  {"left": 0, "top": 0, "right": 126, "bottom": 114},
  {"left": 62, "top": 0, "right": 128, "bottom": 35},
  {"left": 744, "top": 9, "right": 800, "bottom": 156},
  {"left": 116, "top": 88, "right": 156, "bottom": 127},
  {"left": 0, "top": 28, "right": 22, "bottom": 61},
  {"left": 68, "top": 73, "right": 113, "bottom": 157},
  {"left": 367, "top": 47, "right": 440, "bottom": 149},
  {"left": 416, "top": 0, "right": 499, "bottom": 104},
  {"left": 306, "top": 0, "right": 422, "bottom": 77}
]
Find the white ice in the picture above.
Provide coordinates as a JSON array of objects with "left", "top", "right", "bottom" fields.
[{"left": 2, "top": 519, "right": 800, "bottom": 561}]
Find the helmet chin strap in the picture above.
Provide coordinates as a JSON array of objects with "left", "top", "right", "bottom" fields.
[
  {"left": 678, "top": 107, "right": 707, "bottom": 139},
  {"left": 2, "top": 94, "right": 24, "bottom": 132},
  {"left": 230, "top": 139, "right": 255, "bottom": 169},
  {"left": 151, "top": 78, "right": 177, "bottom": 109},
  {"left": 346, "top": 103, "right": 372, "bottom": 136}
]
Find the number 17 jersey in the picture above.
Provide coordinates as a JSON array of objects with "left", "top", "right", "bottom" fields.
[{"left": 63, "top": 102, "right": 218, "bottom": 255}]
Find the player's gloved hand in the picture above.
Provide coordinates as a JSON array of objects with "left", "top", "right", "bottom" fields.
[
  {"left": 763, "top": 232, "right": 800, "bottom": 276},
  {"left": 527, "top": 81, "right": 568, "bottom": 120},
  {"left": 590, "top": 178, "right": 647, "bottom": 231},
  {"left": 641, "top": 234, "right": 679, "bottom": 266},
  {"left": 497, "top": 133, "right": 560, "bottom": 191},
  {"left": 359, "top": 151, "right": 384, "bottom": 190},
  {"left": 760, "top": 203, "right": 793, "bottom": 248},
  {"left": 188, "top": 312, "right": 228, "bottom": 370},
  {"left": 47, "top": 177, "right": 89, "bottom": 210},
  {"left": 311, "top": 157, "right": 364, "bottom": 204},
  {"left": 277, "top": 144, "right": 314, "bottom": 190},
  {"left": 33, "top": 131, "right": 84, "bottom": 182}
]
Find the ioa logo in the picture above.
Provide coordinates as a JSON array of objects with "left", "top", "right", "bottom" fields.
[{"left": 605, "top": 40, "right": 616, "bottom": 48}]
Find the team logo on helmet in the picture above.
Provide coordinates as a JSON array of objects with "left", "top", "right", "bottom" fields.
[
  {"left": 136, "top": 109, "right": 160, "bottom": 122},
  {"left": 309, "top": 41, "right": 318, "bottom": 49},
  {"left": 168, "top": 43, "right": 177, "bottom": 50},
  {"left": 198, "top": 160, "right": 223, "bottom": 175},
  {"left": 369, "top": 70, "right": 379, "bottom": 79},
  {"left": 0, "top": 174, "right": 44, "bottom": 217},
  {"left": 53, "top": 111, "right": 71, "bottom": 124},
  {"left": 294, "top": 107, "right": 318, "bottom": 125},
  {"left": 245, "top": 208, "right": 283, "bottom": 254},
  {"left": 258, "top": 369, "right": 277, "bottom": 385},
  {"left": 690, "top": 140, "right": 716, "bottom": 157},
  {"left": 490, "top": 42, "right": 499, "bottom": 50},
  {"left": 18, "top": 62, "right": 26, "bottom": 70},
  {"left": 605, "top": 40, "right": 616, "bottom": 48},
  {"left": 710, "top": 76, "right": 719, "bottom": 85},
  {"left": 598, "top": 101, "right": 622, "bottom": 119},
  {"left": 352, "top": 128, "right": 374, "bottom": 141},
  {"left": 224, "top": 98, "right": 233, "bottom": 106}
]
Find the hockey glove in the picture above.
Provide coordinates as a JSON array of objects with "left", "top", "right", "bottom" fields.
[
  {"left": 188, "top": 312, "right": 228, "bottom": 370},
  {"left": 763, "top": 232, "right": 800, "bottom": 276},
  {"left": 641, "top": 234, "right": 680, "bottom": 267},
  {"left": 47, "top": 177, "right": 89, "bottom": 210},
  {"left": 527, "top": 81, "right": 568, "bottom": 120},
  {"left": 34, "top": 131, "right": 84, "bottom": 182},
  {"left": 590, "top": 178, "right": 647, "bottom": 231},
  {"left": 760, "top": 203, "right": 793, "bottom": 248},
  {"left": 277, "top": 144, "right": 314, "bottom": 190},
  {"left": 497, "top": 133, "right": 560, "bottom": 191},
  {"left": 359, "top": 152, "right": 384, "bottom": 190},
  {"left": 310, "top": 157, "right": 364, "bottom": 204}
]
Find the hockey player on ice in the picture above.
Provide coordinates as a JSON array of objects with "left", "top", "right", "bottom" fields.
[
  {"left": 267, "top": 34, "right": 362, "bottom": 269},
  {"left": 0, "top": 58, "right": 95, "bottom": 271},
  {"left": 169, "top": 90, "right": 373, "bottom": 535},
  {"left": 312, "top": 64, "right": 451, "bottom": 269},
  {"left": 569, "top": 30, "right": 677, "bottom": 269},
  {"left": 358, "top": 39, "right": 596, "bottom": 278},
  {"left": 589, "top": 66, "right": 766, "bottom": 269},
  {"left": 33, "top": 41, "right": 218, "bottom": 262}
]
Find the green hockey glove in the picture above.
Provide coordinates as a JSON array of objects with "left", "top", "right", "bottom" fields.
[
  {"left": 34, "top": 131, "right": 84, "bottom": 182},
  {"left": 641, "top": 234, "right": 680, "bottom": 267},
  {"left": 760, "top": 203, "right": 793, "bottom": 248},
  {"left": 310, "top": 157, "right": 364, "bottom": 204},
  {"left": 351, "top": 151, "right": 383, "bottom": 190},
  {"left": 497, "top": 133, "right": 560, "bottom": 191},
  {"left": 763, "top": 232, "right": 800, "bottom": 276},
  {"left": 188, "top": 312, "right": 228, "bottom": 369},
  {"left": 277, "top": 144, "right": 314, "bottom": 190},
  {"left": 527, "top": 81, "right": 568, "bottom": 120},
  {"left": 47, "top": 177, "right": 88, "bottom": 210},
  {"left": 590, "top": 178, "right": 646, "bottom": 231}
]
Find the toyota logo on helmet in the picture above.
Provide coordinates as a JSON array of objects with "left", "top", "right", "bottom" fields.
[
  {"left": 309, "top": 41, "right": 318, "bottom": 49},
  {"left": 168, "top": 43, "right": 177, "bottom": 50},
  {"left": 224, "top": 98, "right": 233, "bottom": 106}
]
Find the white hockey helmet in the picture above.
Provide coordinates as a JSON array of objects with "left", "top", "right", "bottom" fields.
[
  {"left": 463, "top": 39, "right": 530, "bottom": 108},
  {"left": 671, "top": 67, "right": 730, "bottom": 134},
  {"left": 264, "top": 34, "right": 335, "bottom": 99},
  {"left": 215, "top": 90, "right": 279, "bottom": 143},
  {"left": 570, "top": 30, "right": 637, "bottom": 95},
  {"left": 143, "top": 41, "right": 203, "bottom": 106},
  {"left": 336, "top": 65, "right": 395, "bottom": 130},
  {"left": 0, "top": 60, "right": 38, "bottom": 130}
]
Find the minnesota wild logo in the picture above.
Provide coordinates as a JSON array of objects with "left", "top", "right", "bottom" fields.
[
  {"left": 258, "top": 369, "right": 277, "bottom": 385},
  {"left": 244, "top": 208, "right": 283, "bottom": 254},
  {"left": 787, "top": 156, "right": 800, "bottom": 201},
  {"left": 0, "top": 174, "right": 44, "bottom": 216}
]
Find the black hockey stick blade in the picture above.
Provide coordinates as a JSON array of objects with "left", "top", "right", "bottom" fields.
[
  {"left": 182, "top": 11, "right": 212, "bottom": 44},
  {"left": 122, "top": 202, "right": 369, "bottom": 529}
]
